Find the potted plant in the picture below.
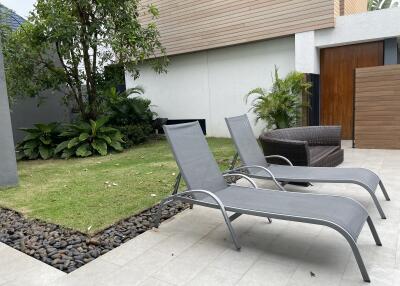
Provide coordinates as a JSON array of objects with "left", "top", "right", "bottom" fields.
[{"left": 246, "top": 66, "right": 312, "bottom": 130}]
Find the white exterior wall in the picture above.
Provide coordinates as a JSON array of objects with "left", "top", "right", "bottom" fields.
[
  {"left": 126, "top": 37, "right": 295, "bottom": 137},
  {"left": 295, "top": 31, "right": 320, "bottom": 74},
  {"left": 315, "top": 8, "right": 400, "bottom": 48}
]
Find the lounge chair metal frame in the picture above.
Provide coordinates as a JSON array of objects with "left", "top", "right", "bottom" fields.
[
  {"left": 157, "top": 121, "right": 383, "bottom": 283},
  {"left": 156, "top": 191, "right": 381, "bottom": 282},
  {"left": 224, "top": 115, "right": 390, "bottom": 219}
]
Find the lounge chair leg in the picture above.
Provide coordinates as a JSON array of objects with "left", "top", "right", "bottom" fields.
[
  {"left": 369, "top": 191, "right": 387, "bottom": 219},
  {"left": 155, "top": 197, "right": 174, "bottom": 228},
  {"left": 344, "top": 234, "right": 370, "bottom": 282},
  {"left": 219, "top": 208, "right": 241, "bottom": 250},
  {"left": 379, "top": 181, "right": 390, "bottom": 201},
  {"left": 229, "top": 153, "right": 239, "bottom": 170},
  {"left": 172, "top": 173, "right": 182, "bottom": 195},
  {"left": 351, "top": 240, "right": 370, "bottom": 283},
  {"left": 367, "top": 216, "right": 382, "bottom": 246}
]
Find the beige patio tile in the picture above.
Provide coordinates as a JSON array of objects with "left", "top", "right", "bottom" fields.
[
  {"left": 52, "top": 259, "right": 119, "bottom": 286},
  {"left": 186, "top": 267, "right": 242, "bottom": 286},
  {"left": 99, "top": 229, "right": 170, "bottom": 266},
  {"left": 236, "top": 256, "right": 298, "bottom": 286},
  {"left": 137, "top": 277, "right": 175, "bottom": 286},
  {"left": 151, "top": 256, "right": 208, "bottom": 285}
]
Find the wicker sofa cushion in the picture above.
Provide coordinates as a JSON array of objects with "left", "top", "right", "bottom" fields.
[
  {"left": 259, "top": 125, "right": 343, "bottom": 167},
  {"left": 309, "top": 146, "right": 340, "bottom": 166}
]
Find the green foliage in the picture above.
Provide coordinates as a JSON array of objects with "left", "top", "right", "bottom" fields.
[
  {"left": 16, "top": 123, "right": 61, "bottom": 160},
  {"left": 99, "top": 86, "right": 156, "bottom": 147},
  {"left": 246, "top": 67, "right": 311, "bottom": 130},
  {"left": 55, "top": 117, "right": 124, "bottom": 159},
  {"left": 117, "top": 123, "right": 154, "bottom": 148},
  {"left": 0, "top": 0, "right": 168, "bottom": 120},
  {"left": 103, "top": 87, "right": 156, "bottom": 126},
  {"left": 368, "top": 0, "right": 398, "bottom": 10}
]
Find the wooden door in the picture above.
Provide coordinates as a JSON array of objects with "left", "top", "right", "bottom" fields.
[{"left": 320, "top": 41, "right": 384, "bottom": 139}]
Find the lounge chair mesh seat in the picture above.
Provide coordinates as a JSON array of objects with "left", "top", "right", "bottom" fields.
[
  {"left": 157, "top": 121, "right": 382, "bottom": 283},
  {"left": 225, "top": 115, "right": 390, "bottom": 219},
  {"left": 201, "top": 185, "right": 368, "bottom": 240}
]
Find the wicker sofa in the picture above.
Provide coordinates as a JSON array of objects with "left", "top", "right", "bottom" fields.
[{"left": 259, "top": 126, "right": 344, "bottom": 167}]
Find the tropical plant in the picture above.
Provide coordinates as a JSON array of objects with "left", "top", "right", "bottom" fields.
[
  {"left": 99, "top": 86, "right": 156, "bottom": 147},
  {"left": 104, "top": 88, "right": 156, "bottom": 126},
  {"left": 368, "top": 0, "right": 398, "bottom": 10},
  {"left": 246, "top": 67, "right": 312, "bottom": 130},
  {"left": 0, "top": 0, "right": 167, "bottom": 121},
  {"left": 117, "top": 124, "right": 154, "bottom": 148},
  {"left": 16, "top": 122, "right": 61, "bottom": 160},
  {"left": 55, "top": 117, "right": 123, "bottom": 159}
]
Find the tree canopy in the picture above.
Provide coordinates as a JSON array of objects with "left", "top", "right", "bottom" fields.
[{"left": 1, "top": 0, "right": 167, "bottom": 120}]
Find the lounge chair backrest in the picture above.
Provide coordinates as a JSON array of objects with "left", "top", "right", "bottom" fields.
[
  {"left": 163, "top": 122, "right": 228, "bottom": 192},
  {"left": 225, "top": 115, "right": 268, "bottom": 168}
]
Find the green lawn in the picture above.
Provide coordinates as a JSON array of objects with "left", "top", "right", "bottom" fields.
[{"left": 0, "top": 138, "right": 235, "bottom": 234}]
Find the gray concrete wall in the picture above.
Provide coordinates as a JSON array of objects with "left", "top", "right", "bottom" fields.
[
  {"left": 384, "top": 38, "right": 398, "bottom": 65},
  {"left": 0, "top": 40, "right": 18, "bottom": 187},
  {"left": 398, "top": 38, "right": 400, "bottom": 64},
  {"left": 10, "top": 90, "right": 71, "bottom": 143}
]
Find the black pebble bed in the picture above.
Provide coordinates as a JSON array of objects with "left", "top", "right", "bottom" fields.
[{"left": 0, "top": 201, "right": 189, "bottom": 273}]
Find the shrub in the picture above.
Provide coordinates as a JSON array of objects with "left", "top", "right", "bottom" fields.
[
  {"left": 100, "top": 86, "right": 156, "bottom": 146},
  {"left": 55, "top": 117, "right": 124, "bottom": 159},
  {"left": 246, "top": 66, "right": 311, "bottom": 129},
  {"left": 102, "top": 87, "right": 156, "bottom": 125},
  {"left": 117, "top": 123, "right": 153, "bottom": 148},
  {"left": 16, "top": 123, "right": 61, "bottom": 160}
]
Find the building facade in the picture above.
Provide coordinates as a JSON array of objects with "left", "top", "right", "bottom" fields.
[{"left": 126, "top": 0, "right": 400, "bottom": 138}]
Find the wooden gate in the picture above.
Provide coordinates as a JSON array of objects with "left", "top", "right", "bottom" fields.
[
  {"left": 354, "top": 65, "right": 400, "bottom": 149},
  {"left": 320, "top": 41, "right": 384, "bottom": 139}
]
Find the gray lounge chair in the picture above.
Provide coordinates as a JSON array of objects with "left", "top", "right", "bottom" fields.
[
  {"left": 225, "top": 115, "right": 390, "bottom": 219},
  {"left": 156, "top": 121, "right": 382, "bottom": 282}
]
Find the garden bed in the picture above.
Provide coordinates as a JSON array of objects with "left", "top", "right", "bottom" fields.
[
  {"left": 0, "top": 138, "right": 235, "bottom": 272},
  {"left": 0, "top": 138, "right": 234, "bottom": 233},
  {"left": 0, "top": 201, "right": 189, "bottom": 273}
]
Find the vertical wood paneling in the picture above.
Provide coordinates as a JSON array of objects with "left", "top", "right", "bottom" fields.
[
  {"left": 355, "top": 65, "right": 400, "bottom": 149},
  {"left": 320, "top": 42, "right": 384, "bottom": 139},
  {"left": 141, "top": 0, "right": 336, "bottom": 56},
  {"left": 340, "top": 0, "right": 368, "bottom": 15}
]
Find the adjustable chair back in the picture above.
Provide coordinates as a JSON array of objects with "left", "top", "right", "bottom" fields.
[{"left": 163, "top": 122, "right": 228, "bottom": 193}]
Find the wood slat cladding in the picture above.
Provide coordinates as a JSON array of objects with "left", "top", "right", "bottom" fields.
[
  {"left": 320, "top": 41, "right": 384, "bottom": 139},
  {"left": 355, "top": 65, "right": 400, "bottom": 149},
  {"left": 340, "top": 0, "right": 368, "bottom": 15},
  {"left": 141, "top": 0, "right": 336, "bottom": 56}
]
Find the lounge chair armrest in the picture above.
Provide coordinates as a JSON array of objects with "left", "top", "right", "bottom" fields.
[
  {"left": 227, "top": 165, "right": 286, "bottom": 192},
  {"left": 265, "top": 155, "right": 293, "bottom": 166},
  {"left": 223, "top": 173, "right": 258, "bottom": 188}
]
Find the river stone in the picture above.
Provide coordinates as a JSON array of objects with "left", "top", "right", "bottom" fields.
[{"left": 0, "top": 201, "right": 188, "bottom": 273}]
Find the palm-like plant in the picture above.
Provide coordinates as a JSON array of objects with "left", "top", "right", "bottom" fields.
[
  {"left": 101, "top": 86, "right": 156, "bottom": 126},
  {"left": 368, "top": 0, "right": 398, "bottom": 10},
  {"left": 246, "top": 67, "right": 311, "bottom": 130}
]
